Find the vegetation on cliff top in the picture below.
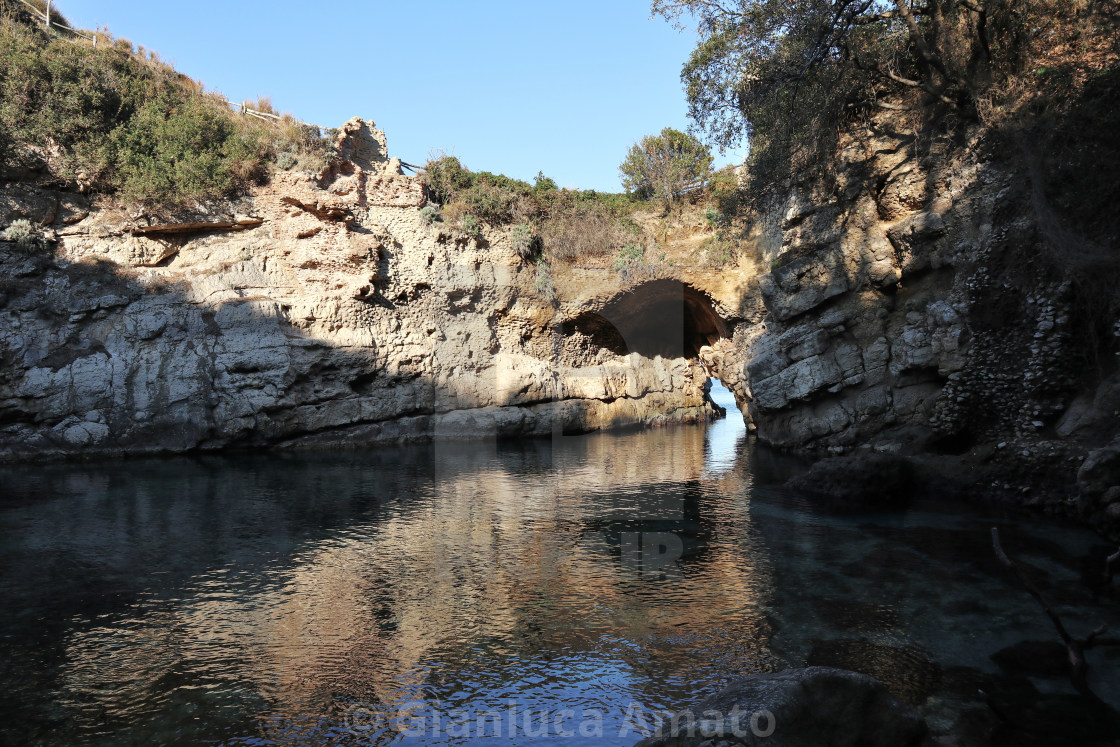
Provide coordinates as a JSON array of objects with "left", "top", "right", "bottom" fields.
[
  {"left": 422, "top": 154, "right": 647, "bottom": 262},
  {"left": 421, "top": 150, "right": 747, "bottom": 283},
  {"left": 0, "top": 0, "right": 335, "bottom": 212}
]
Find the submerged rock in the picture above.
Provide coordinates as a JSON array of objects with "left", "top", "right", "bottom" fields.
[
  {"left": 633, "top": 666, "right": 927, "bottom": 746},
  {"left": 786, "top": 453, "right": 917, "bottom": 511},
  {"left": 805, "top": 639, "right": 942, "bottom": 706}
]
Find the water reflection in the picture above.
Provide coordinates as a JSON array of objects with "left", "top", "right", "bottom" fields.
[
  {"left": 0, "top": 421, "right": 1117, "bottom": 745},
  {"left": 704, "top": 380, "right": 746, "bottom": 476}
]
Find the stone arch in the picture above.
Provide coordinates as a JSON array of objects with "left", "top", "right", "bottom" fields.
[{"left": 565, "top": 279, "right": 729, "bottom": 359}]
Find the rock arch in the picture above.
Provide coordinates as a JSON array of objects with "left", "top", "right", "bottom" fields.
[{"left": 564, "top": 279, "right": 730, "bottom": 359}]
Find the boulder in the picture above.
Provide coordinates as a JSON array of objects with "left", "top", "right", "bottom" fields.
[{"left": 632, "top": 666, "right": 927, "bottom": 747}]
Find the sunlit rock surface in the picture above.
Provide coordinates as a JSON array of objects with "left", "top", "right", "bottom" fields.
[{"left": 0, "top": 119, "right": 718, "bottom": 458}]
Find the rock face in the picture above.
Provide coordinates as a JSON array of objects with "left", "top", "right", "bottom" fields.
[
  {"left": 717, "top": 109, "right": 1120, "bottom": 531},
  {"left": 736, "top": 133, "right": 1000, "bottom": 452},
  {"left": 632, "top": 666, "right": 927, "bottom": 747},
  {"left": 0, "top": 119, "right": 717, "bottom": 458}
]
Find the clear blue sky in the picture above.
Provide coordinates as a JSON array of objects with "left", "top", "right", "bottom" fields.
[{"left": 58, "top": 0, "right": 746, "bottom": 192}]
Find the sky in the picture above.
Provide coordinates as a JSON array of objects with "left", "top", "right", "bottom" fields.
[{"left": 57, "top": 0, "right": 746, "bottom": 192}]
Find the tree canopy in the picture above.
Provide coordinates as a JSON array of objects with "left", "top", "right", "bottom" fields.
[
  {"left": 619, "top": 127, "right": 713, "bottom": 205},
  {"left": 651, "top": 0, "right": 1038, "bottom": 195}
]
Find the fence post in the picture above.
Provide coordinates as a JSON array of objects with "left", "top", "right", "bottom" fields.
[{"left": 43, "top": 0, "right": 50, "bottom": 34}]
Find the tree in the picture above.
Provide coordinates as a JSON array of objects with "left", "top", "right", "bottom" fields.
[
  {"left": 619, "top": 127, "right": 713, "bottom": 206},
  {"left": 650, "top": 0, "right": 1021, "bottom": 195}
]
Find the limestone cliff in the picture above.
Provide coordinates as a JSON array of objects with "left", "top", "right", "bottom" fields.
[
  {"left": 0, "top": 119, "right": 718, "bottom": 458},
  {"left": 722, "top": 109, "right": 1120, "bottom": 531}
]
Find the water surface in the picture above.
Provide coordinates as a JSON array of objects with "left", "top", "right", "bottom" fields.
[{"left": 2, "top": 384, "right": 1118, "bottom": 744}]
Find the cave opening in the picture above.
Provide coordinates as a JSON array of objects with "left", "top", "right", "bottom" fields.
[{"left": 563, "top": 279, "right": 729, "bottom": 360}]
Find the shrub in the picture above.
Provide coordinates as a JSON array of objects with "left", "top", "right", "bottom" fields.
[
  {"left": 705, "top": 207, "right": 727, "bottom": 228},
  {"left": 270, "top": 118, "right": 336, "bottom": 174},
  {"left": 539, "top": 189, "right": 641, "bottom": 262},
  {"left": 613, "top": 242, "right": 655, "bottom": 283},
  {"left": 421, "top": 155, "right": 537, "bottom": 225},
  {"left": 0, "top": 0, "right": 72, "bottom": 32},
  {"left": 535, "top": 260, "right": 555, "bottom": 301},
  {"left": 511, "top": 222, "right": 537, "bottom": 259},
  {"left": 533, "top": 171, "right": 557, "bottom": 192},
  {"left": 0, "top": 14, "right": 335, "bottom": 209},
  {"left": 460, "top": 214, "right": 483, "bottom": 239},
  {"left": 418, "top": 205, "right": 439, "bottom": 225},
  {"left": 614, "top": 242, "right": 646, "bottom": 271},
  {"left": 108, "top": 91, "right": 269, "bottom": 207},
  {"left": 274, "top": 150, "right": 298, "bottom": 170},
  {"left": 419, "top": 154, "right": 642, "bottom": 262},
  {"left": 2, "top": 218, "right": 47, "bottom": 249},
  {"left": 422, "top": 155, "right": 473, "bottom": 205},
  {"left": 706, "top": 165, "right": 741, "bottom": 214}
]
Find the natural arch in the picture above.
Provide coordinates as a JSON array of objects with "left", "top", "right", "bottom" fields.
[{"left": 564, "top": 279, "right": 728, "bottom": 359}]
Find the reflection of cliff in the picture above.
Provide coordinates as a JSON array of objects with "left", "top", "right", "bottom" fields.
[{"left": 0, "top": 428, "right": 779, "bottom": 738}]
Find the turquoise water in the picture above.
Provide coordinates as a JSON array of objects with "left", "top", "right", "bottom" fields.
[{"left": 1, "top": 384, "right": 1118, "bottom": 745}]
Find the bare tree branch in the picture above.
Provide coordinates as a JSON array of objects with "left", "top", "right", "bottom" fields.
[
  {"left": 893, "top": 0, "right": 956, "bottom": 85},
  {"left": 992, "top": 527, "right": 1120, "bottom": 701}
]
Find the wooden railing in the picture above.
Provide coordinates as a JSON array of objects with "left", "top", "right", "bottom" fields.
[{"left": 17, "top": 0, "right": 95, "bottom": 43}]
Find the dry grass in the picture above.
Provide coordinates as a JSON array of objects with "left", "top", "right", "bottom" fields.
[{"left": 542, "top": 202, "right": 636, "bottom": 263}]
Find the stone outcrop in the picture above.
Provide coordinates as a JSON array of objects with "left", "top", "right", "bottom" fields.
[{"left": 0, "top": 119, "right": 717, "bottom": 459}]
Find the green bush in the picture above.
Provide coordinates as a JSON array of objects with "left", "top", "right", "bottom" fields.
[
  {"left": 419, "top": 205, "right": 439, "bottom": 225},
  {"left": 613, "top": 242, "right": 655, "bottom": 283},
  {"left": 420, "top": 155, "right": 643, "bottom": 262},
  {"left": 535, "top": 260, "right": 555, "bottom": 301},
  {"left": 614, "top": 242, "right": 646, "bottom": 270},
  {"left": 109, "top": 92, "right": 268, "bottom": 206},
  {"left": 511, "top": 222, "right": 536, "bottom": 259},
  {"left": 533, "top": 171, "right": 557, "bottom": 192},
  {"left": 274, "top": 150, "right": 298, "bottom": 170},
  {"left": 422, "top": 155, "right": 538, "bottom": 225},
  {"left": 460, "top": 214, "right": 483, "bottom": 239},
  {"left": 705, "top": 207, "right": 727, "bottom": 228},
  {"left": 2, "top": 218, "right": 47, "bottom": 249},
  {"left": 0, "top": 12, "right": 334, "bottom": 209}
]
